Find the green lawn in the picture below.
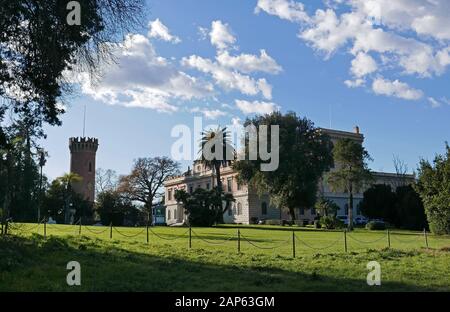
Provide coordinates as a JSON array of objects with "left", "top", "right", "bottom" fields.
[{"left": 1, "top": 223, "right": 449, "bottom": 291}]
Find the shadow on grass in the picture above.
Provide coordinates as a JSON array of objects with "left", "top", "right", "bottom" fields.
[{"left": 0, "top": 234, "right": 445, "bottom": 292}]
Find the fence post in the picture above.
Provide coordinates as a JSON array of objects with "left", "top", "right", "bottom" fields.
[
  {"left": 3, "top": 219, "right": 8, "bottom": 236},
  {"left": 292, "top": 231, "right": 296, "bottom": 258},
  {"left": 44, "top": 218, "right": 47, "bottom": 239},
  {"left": 189, "top": 225, "right": 192, "bottom": 249},
  {"left": 238, "top": 229, "right": 241, "bottom": 253},
  {"left": 387, "top": 229, "right": 391, "bottom": 248},
  {"left": 344, "top": 229, "right": 348, "bottom": 253},
  {"left": 146, "top": 222, "right": 149, "bottom": 244},
  {"left": 110, "top": 222, "right": 113, "bottom": 239},
  {"left": 79, "top": 218, "right": 82, "bottom": 236},
  {"left": 424, "top": 228, "right": 429, "bottom": 248}
]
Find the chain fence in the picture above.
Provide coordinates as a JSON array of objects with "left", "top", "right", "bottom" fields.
[
  {"left": 240, "top": 233, "right": 291, "bottom": 250},
  {"left": 295, "top": 233, "right": 343, "bottom": 251},
  {"left": 2, "top": 220, "right": 435, "bottom": 256},
  {"left": 191, "top": 229, "right": 235, "bottom": 245}
]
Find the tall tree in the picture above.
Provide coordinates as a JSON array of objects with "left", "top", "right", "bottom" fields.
[
  {"left": 415, "top": 143, "right": 450, "bottom": 235},
  {"left": 95, "top": 168, "right": 118, "bottom": 195},
  {"left": 359, "top": 184, "right": 397, "bottom": 223},
  {"left": 118, "top": 157, "right": 179, "bottom": 225},
  {"left": 234, "top": 112, "right": 333, "bottom": 221},
  {"left": 0, "top": 0, "right": 146, "bottom": 131},
  {"left": 327, "top": 138, "right": 373, "bottom": 230},
  {"left": 199, "top": 127, "right": 235, "bottom": 191}
]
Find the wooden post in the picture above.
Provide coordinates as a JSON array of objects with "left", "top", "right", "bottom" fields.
[
  {"left": 189, "top": 225, "right": 192, "bottom": 249},
  {"left": 44, "top": 218, "right": 47, "bottom": 239},
  {"left": 424, "top": 228, "right": 429, "bottom": 248},
  {"left": 79, "top": 218, "right": 82, "bottom": 236},
  {"left": 4, "top": 219, "right": 8, "bottom": 236},
  {"left": 344, "top": 229, "right": 348, "bottom": 253},
  {"left": 238, "top": 229, "right": 241, "bottom": 253},
  {"left": 292, "top": 231, "right": 296, "bottom": 258},
  {"left": 146, "top": 222, "right": 149, "bottom": 244},
  {"left": 110, "top": 222, "right": 113, "bottom": 239},
  {"left": 387, "top": 229, "right": 391, "bottom": 248}
]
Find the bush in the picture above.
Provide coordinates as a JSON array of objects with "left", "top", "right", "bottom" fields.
[
  {"left": 320, "top": 216, "right": 335, "bottom": 229},
  {"left": 366, "top": 221, "right": 386, "bottom": 231},
  {"left": 314, "top": 220, "right": 321, "bottom": 229},
  {"left": 266, "top": 219, "right": 282, "bottom": 226}
]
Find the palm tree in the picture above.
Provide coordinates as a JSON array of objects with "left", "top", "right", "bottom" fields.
[
  {"left": 198, "top": 127, "right": 236, "bottom": 224},
  {"left": 198, "top": 127, "right": 235, "bottom": 191}
]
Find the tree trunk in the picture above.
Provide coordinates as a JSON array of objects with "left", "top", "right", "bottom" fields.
[
  {"left": 348, "top": 184, "right": 354, "bottom": 231},
  {"left": 288, "top": 207, "right": 296, "bottom": 222},
  {"left": 215, "top": 163, "right": 222, "bottom": 191},
  {"left": 147, "top": 202, "right": 153, "bottom": 226}
]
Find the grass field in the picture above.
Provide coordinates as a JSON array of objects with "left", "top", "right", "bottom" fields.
[{"left": 1, "top": 223, "right": 450, "bottom": 291}]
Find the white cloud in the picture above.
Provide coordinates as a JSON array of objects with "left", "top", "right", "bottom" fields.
[
  {"left": 182, "top": 21, "right": 280, "bottom": 101},
  {"left": 210, "top": 20, "right": 236, "bottom": 50},
  {"left": 191, "top": 107, "right": 228, "bottom": 119},
  {"left": 255, "top": 0, "right": 310, "bottom": 23},
  {"left": 372, "top": 77, "right": 423, "bottom": 100},
  {"left": 216, "top": 50, "right": 282, "bottom": 74},
  {"left": 74, "top": 34, "right": 213, "bottom": 113},
  {"left": 181, "top": 55, "right": 274, "bottom": 100},
  {"left": 235, "top": 100, "right": 280, "bottom": 114},
  {"left": 257, "top": 0, "right": 450, "bottom": 103},
  {"left": 148, "top": 19, "right": 181, "bottom": 44},
  {"left": 350, "top": 52, "right": 377, "bottom": 78},
  {"left": 198, "top": 26, "right": 209, "bottom": 41},
  {"left": 344, "top": 78, "right": 365, "bottom": 88},
  {"left": 427, "top": 97, "right": 441, "bottom": 108}
]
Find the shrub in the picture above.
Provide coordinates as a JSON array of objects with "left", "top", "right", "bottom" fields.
[
  {"left": 320, "top": 216, "right": 335, "bottom": 229},
  {"left": 366, "top": 221, "right": 386, "bottom": 231},
  {"left": 415, "top": 144, "right": 450, "bottom": 235},
  {"left": 314, "top": 220, "right": 321, "bottom": 229}
]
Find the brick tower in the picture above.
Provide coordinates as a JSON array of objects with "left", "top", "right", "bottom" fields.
[{"left": 69, "top": 137, "right": 99, "bottom": 203}]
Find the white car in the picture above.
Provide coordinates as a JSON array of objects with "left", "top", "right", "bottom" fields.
[
  {"left": 355, "top": 216, "right": 368, "bottom": 225},
  {"left": 337, "top": 215, "right": 350, "bottom": 225}
]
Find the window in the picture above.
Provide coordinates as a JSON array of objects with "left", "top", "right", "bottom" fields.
[
  {"left": 189, "top": 185, "right": 193, "bottom": 194},
  {"left": 311, "top": 208, "right": 316, "bottom": 215},
  {"left": 228, "top": 207, "right": 232, "bottom": 216},
  {"left": 174, "top": 209, "right": 177, "bottom": 220},
  {"left": 168, "top": 189, "right": 172, "bottom": 201},
  {"left": 168, "top": 210, "right": 171, "bottom": 220},
  {"left": 88, "top": 162, "right": 92, "bottom": 172},
  {"left": 237, "top": 182, "right": 242, "bottom": 191},
  {"left": 344, "top": 204, "right": 349, "bottom": 215},
  {"left": 299, "top": 208, "right": 305, "bottom": 215},
  {"left": 237, "top": 203, "right": 242, "bottom": 216},
  {"left": 261, "top": 202, "right": 268, "bottom": 215},
  {"left": 227, "top": 178, "right": 232, "bottom": 192},
  {"left": 206, "top": 183, "right": 210, "bottom": 190}
]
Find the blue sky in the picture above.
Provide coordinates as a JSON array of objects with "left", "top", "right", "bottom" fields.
[{"left": 43, "top": 0, "right": 450, "bottom": 179}]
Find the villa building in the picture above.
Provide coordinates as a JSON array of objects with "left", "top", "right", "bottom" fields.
[{"left": 163, "top": 127, "right": 415, "bottom": 225}]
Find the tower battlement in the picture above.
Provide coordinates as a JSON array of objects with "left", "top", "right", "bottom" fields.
[
  {"left": 69, "top": 137, "right": 98, "bottom": 205},
  {"left": 69, "top": 137, "right": 99, "bottom": 152}
]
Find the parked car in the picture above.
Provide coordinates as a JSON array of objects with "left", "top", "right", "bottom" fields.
[
  {"left": 354, "top": 216, "right": 368, "bottom": 225},
  {"left": 337, "top": 215, "right": 350, "bottom": 225}
]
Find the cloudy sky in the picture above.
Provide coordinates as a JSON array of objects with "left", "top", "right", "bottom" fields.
[{"left": 43, "top": 0, "right": 450, "bottom": 179}]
